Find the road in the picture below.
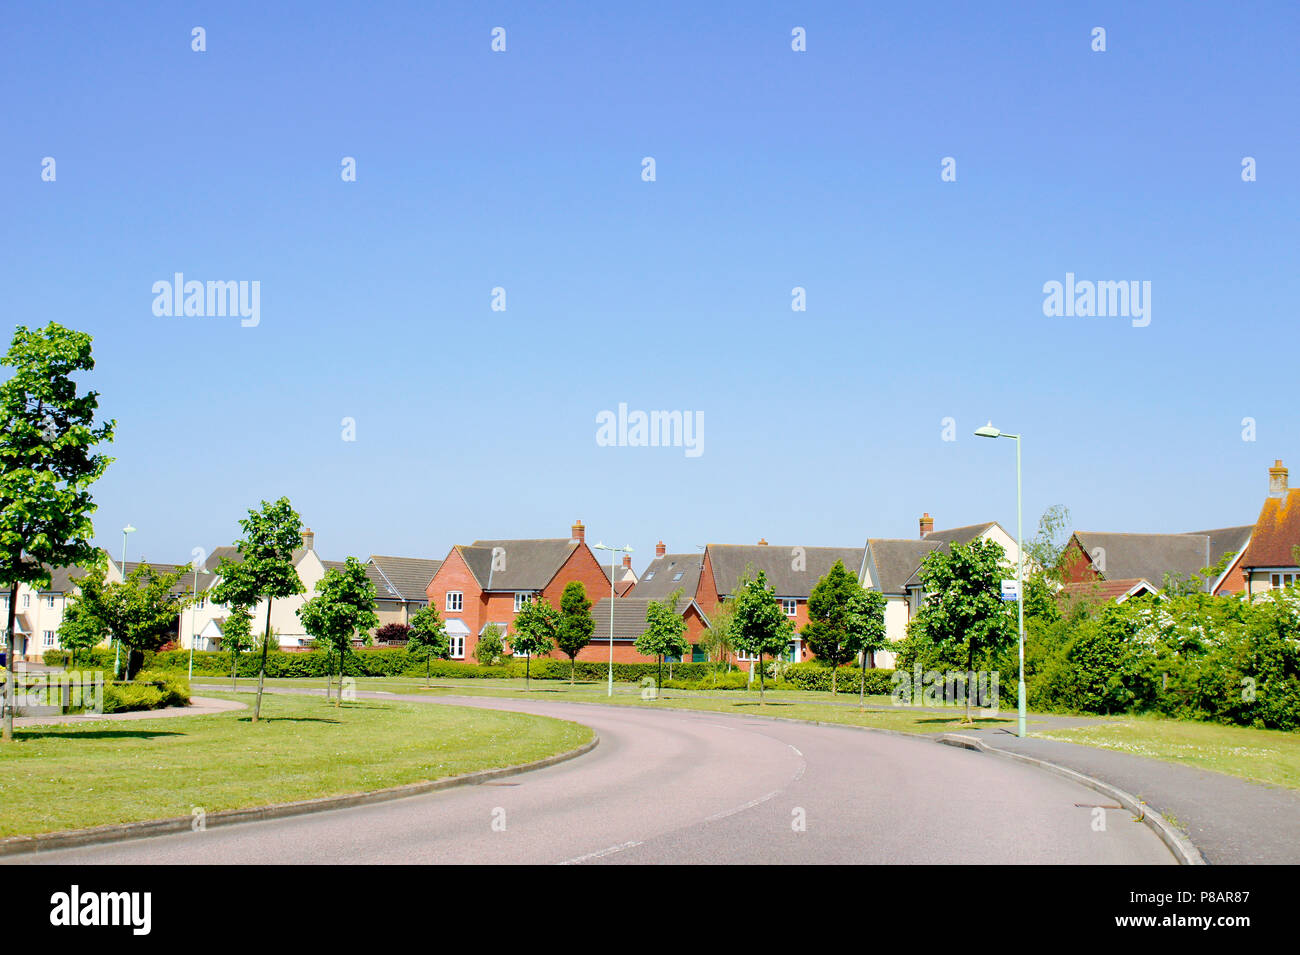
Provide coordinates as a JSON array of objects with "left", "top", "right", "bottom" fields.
[{"left": 7, "top": 693, "right": 1175, "bottom": 864}]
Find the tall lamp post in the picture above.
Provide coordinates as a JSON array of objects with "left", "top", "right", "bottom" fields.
[
  {"left": 114, "top": 524, "right": 136, "bottom": 679},
  {"left": 188, "top": 562, "right": 203, "bottom": 681},
  {"left": 593, "top": 542, "right": 633, "bottom": 698},
  {"left": 974, "top": 423, "right": 1026, "bottom": 739}
]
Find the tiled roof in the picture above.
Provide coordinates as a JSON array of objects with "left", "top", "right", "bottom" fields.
[
  {"left": 459, "top": 539, "right": 580, "bottom": 591},
  {"left": 901, "top": 524, "right": 1004, "bottom": 589},
  {"left": 1072, "top": 528, "right": 1251, "bottom": 588},
  {"left": 630, "top": 554, "right": 703, "bottom": 601},
  {"left": 706, "top": 544, "right": 865, "bottom": 599},
  {"left": 1239, "top": 489, "right": 1300, "bottom": 569},
  {"left": 1059, "top": 577, "right": 1158, "bottom": 605},
  {"left": 590, "top": 595, "right": 695, "bottom": 640},
  {"left": 865, "top": 539, "right": 942, "bottom": 594},
  {"left": 366, "top": 555, "right": 442, "bottom": 601}
]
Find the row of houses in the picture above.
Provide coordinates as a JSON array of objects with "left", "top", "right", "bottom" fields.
[{"left": 10, "top": 460, "right": 1300, "bottom": 668}]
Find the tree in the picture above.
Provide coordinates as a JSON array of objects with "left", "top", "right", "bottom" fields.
[
  {"left": 0, "top": 322, "right": 114, "bottom": 741},
  {"left": 374, "top": 622, "right": 410, "bottom": 645},
  {"left": 297, "top": 556, "right": 378, "bottom": 706},
  {"left": 1024, "top": 505, "right": 1071, "bottom": 623},
  {"left": 474, "top": 624, "right": 506, "bottom": 666},
  {"left": 556, "top": 581, "right": 595, "bottom": 683},
  {"left": 802, "top": 559, "right": 866, "bottom": 694},
  {"left": 700, "top": 598, "right": 737, "bottom": 672},
  {"left": 511, "top": 599, "right": 560, "bottom": 690},
  {"left": 63, "top": 562, "right": 193, "bottom": 680},
  {"left": 845, "top": 588, "right": 887, "bottom": 710},
  {"left": 730, "top": 572, "right": 795, "bottom": 703},
  {"left": 406, "top": 604, "right": 449, "bottom": 683},
  {"left": 58, "top": 569, "right": 111, "bottom": 672},
  {"left": 222, "top": 606, "right": 253, "bottom": 690},
  {"left": 908, "top": 539, "right": 1017, "bottom": 724},
  {"left": 212, "top": 498, "right": 305, "bottom": 723},
  {"left": 635, "top": 589, "right": 690, "bottom": 692}
]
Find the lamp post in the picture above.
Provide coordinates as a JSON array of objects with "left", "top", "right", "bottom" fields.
[
  {"left": 593, "top": 542, "right": 633, "bottom": 697},
  {"left": 114, "top": 524, "right": 136, "bottom": 679},
  {"left": 188, "top": 562, "right": 202, "bottom": 681},
  {"left": 974, "top": 422, "right": 1026, "bottom": 739}
]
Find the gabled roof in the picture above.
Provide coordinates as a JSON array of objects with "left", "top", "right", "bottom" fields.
[
  {"left": 1238, "top": 490, "right": 1300, "bottom": 569},
  {"left": 901, "top": 524, "right": 1005, "bottom": 590},
  {"left": 366, "top": 555, "right": 442, "bottom": 602},
  {"left": 457, "top": 538, "right": 581, "bottom": 591},
  {"left": 631, "top": 554, "right": 703, "bottom": 601},
  {"left": 120, "top": 560, "right": 216, "bottom": 597},
  {"left": 590, "top": 595, "right": 703, "bottom": 640},
  {"left": 706, "top": 544, "right": 865, "bottom": 599},
  {"left": 864, "top": 539, "right": 943, "bottom": 594},
  {"left": 1059, "top": 577, "right": 1158, "bottom": 605},
  {"left": 1071, "top": 528, "right": 1252, "bottom": 588}
]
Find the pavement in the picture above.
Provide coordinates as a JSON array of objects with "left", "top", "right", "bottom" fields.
[
  {"left": 5, "top": 688, "right": 1174, "bottom": 865},
  {"left": 12, "top": 696, "right": 245, "bottom": 728}
]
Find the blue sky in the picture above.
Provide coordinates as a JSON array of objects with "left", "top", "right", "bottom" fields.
[{"left": 3, "top": 1, "right": 1297, "bottom": 570}]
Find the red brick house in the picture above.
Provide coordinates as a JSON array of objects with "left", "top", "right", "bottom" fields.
[
  {"left": 1059, "top": 524, "right": 1252, "bottom": 596},
  {"left": 426, "top": 520, "right": 635, "bottom": 663}
]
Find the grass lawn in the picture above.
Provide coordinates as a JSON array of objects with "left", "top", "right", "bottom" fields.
[
  {"left": 1037, "top": 716, "right": 1300, "bottom": 791},
  {"left": 0, "top": 691, "right": 592, "bottom": 839}
]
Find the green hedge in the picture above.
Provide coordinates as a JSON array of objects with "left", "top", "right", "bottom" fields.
[{"left": 779, "top": 662, "right": 898, "bottom": 695}]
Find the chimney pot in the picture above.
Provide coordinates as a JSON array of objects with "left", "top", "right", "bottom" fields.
[
  {"left": 1269, "top": 460, "right": 1289, "bottom": 498},
  {"left": 655, "top": 540, "right": 666, "bottom": 557},
  {"left": 570, "top": 519, "right": 585, "bottom": 543},
  {"left": 622, "top": 554, "right": 632, "bottom": 569},
  {"left": 301, "top": 528, "right": 315, "bottom": 551},
  {"left": 919, "top": 513, "right": 934, "bottom": 538},
  {"left": 757, "top": 538, "right": 769, "bottom": 546}
]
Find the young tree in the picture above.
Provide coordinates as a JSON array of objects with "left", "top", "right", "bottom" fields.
[
  {"left": 700, "top": 598, "right": 737, "bottom": 673},
  {"left": 212, "top": 498, "right": 305, "bottom": 723},
  {"left": 1024, "top": 505, "right": 1071, "bottom": 623},
  {"left": 909, "top": 539, "right": 1017, "bottom": 724},
  {"left": 511, "top": 599, "right": 560, "bottom": 690},
  {"left": 556, "top": 581, "right": 595, "bottom": 683},
  {"left": 63, "top": 562, "right": 193, "bottom": 680},
  {"left": 406, "top": 604, "right": 449, "bottom": 683},
  {"left": 802, "top": 559, "right": 866, "bottom": 694},
  {"left": 58, "top": 571, "right": 112, "bottom": 672},
  {"left": 222, "top": 605, "right": 253, "bottom": 690},
  {"left": 635, "top": 589, "right": 690, "bottom": 692},
  {"left": 297, "top": 557, "right": 378, "bottom": 706},
  {"left": 474, "top": 623, "right": 506, "bottom": 666},
  {"left": 0, "top": 322, "right": 114, "bottom": 741},
  {"left": 845, "top": 588, "right": 888, "bottom": 709},
  {"left": 730, "top": 572, "right": 795, "bottom": 703}
]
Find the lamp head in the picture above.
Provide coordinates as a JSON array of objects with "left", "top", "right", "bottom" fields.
[{"left": 974, "top": 422, "right": 1001, "bottom": 439}]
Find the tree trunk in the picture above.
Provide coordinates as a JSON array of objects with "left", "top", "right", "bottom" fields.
[
  {"left": 831, "top": 663, "right": 838, "bottom": 696},
  {"left": 425, "top": 653, "right": 430, "bottom": 684},
  {"left": 758, "top": 654, "right": 765, "bottom": 704},
  {"left": 570, "top": 657, "right": 575, "bottom": 685},
  {"left": 657, "top": 655, "right": 662, "bottom": 696},
  {"left": 859, "top": 651, "right": 867, "bottom": 712},
  {"left": 964, "top": 645, "right": 974, "bottom": 725},
  {"left": 3, "top": 581, "right": 19, "bottom": 741},
  {"left": 525, "top": 653, "right": 530, "bottom": 690},
  {"left": 253, "top": 600, "right": 272, "bottom": 723},
  {"left": 231, "top": 652, "right": 238, "bottom": 692}
]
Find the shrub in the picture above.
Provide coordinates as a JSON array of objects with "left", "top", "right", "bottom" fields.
[
  {"left": 102, "top": 683, "right": 165, "bottom": 714},
  {"left": 134, "top": 669, "right": 191, "bottom": 708}
]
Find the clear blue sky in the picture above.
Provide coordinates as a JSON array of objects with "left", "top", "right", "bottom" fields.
[{"left": 3, "top": 1, "right": 1296, "bottom": 569}]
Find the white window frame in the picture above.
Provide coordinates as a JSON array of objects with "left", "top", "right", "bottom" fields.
[
  {"left": 1271, "top": 572, "right": 1299, "bottom": 589},
  {"left": 781, "top": 598, "right": 798, "bottom": 616},
  {"left": 21, "top": 594, "right": 29, "bottom": 608},
  {"left": 46, "top": 595, "right": 56, "bottom": 608},
  {"left": 446, "top": 591, "right": 463, "bottom": 612},
  {"left": 42, "top": 630, "right": 56, "bottom": 648},
  {"left": 514, "top": 592, "right": 534, "bottom": 612},
  {"left": 449, "top": 634, "right": 465, "bottom": 659}
]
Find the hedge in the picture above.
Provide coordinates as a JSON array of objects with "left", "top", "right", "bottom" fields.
[{"left": 779, "top": 662, "right": 898, "bottom": 695}]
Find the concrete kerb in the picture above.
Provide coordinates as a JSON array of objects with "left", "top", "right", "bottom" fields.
[{"left": 0, "top": 733, "right": 599, "bottom": 858}]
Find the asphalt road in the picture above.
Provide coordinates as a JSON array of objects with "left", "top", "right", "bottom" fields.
[{"left": 8, "top": 694, "right": 1175, "bottom": 865}]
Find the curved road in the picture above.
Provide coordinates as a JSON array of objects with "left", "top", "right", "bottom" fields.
[{"left": 8, "top": 693, "right": 1174, "bottom": 865}]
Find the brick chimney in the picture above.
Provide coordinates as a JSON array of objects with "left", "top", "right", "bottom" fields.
[
  {"left": 1269, "top": 460, "right": 1289, "bottom": 498},
  {"left": 757, "top": 538, "right": 769, "bottom": 546},
  {"left": 655, "top": 540, "right": 666, "bottom": 557},
  {"left": 301, "top": 528, "right": 315, "bottom": 551},
  {"left": 919, "top": 513, "right": 934, "bottom": 538},
  {"left": 570, "top": 519, "right": 585, "bottom": 543},
  {"left": 622, "top": 554, "right": 632, "bottom": 570}
]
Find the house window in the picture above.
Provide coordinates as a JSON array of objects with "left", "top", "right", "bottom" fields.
[
  {"left": 449, "top": 634, "right": 465, "bottom": 659},
  {"left": 643, "top": 572, "right": 655, "bottom": 581},
  {"left": 446, "top": 592, "right": 463, "bottom": 612},
  {"left": 672, "top": 572, "right": 684, "bottom": 581},
  {"left": 46, "top": 596, "right": 56, "bottom": 608},
  {"left": 21, "top": 594, "right": 30, "bottom": 608},
  {"left": 737, "top": 650, "right": 759, "bottom": 662},
  {"left": 781, "top": 599, "right": 798, "bottom": 616},
  {"left": 514, "top": 592, "right": 534, "bottom": 612},
  {"left": 42, "top": 630, "right": 56, "bottom": 649},
  {"left": 1270, "top": 572, "right": 1299, "bottom": 589}
]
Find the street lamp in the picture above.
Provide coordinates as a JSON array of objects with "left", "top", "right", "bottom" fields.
[
  {"left": 188, "top": 561, "right": 204, "bottom": 682},
  {"left": 593, "top": 541, "right": 634, "bottom": 697},
  {"left": 974, "top": 422, "right": 1027, "bottom": 739},
  {"left": 114, "top": 524, "right": 136, "bottom": 679}
]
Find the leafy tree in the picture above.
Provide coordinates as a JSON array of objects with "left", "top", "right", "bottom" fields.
[
  {"left": 556, "top": 581, "right": 595, "bottom": 683},
  {"left": 222, "top": 605, "right": 253, "bottom": 690},
  {"left": 64, "top": 562, "right": 193, "bottom": 680},
  {"left": 700, "top": 598, "right": 736, "bottom": 672},
  {"left": 406, "top": 604, "right": 449, "bottom": 682},
  {"left": 730, "top": 572, "right": 795, "bottom": 703},
  {"left": 297, "top": 557, "right": 378, "bottom": 706},
  {"left": 212, "top": 498, "right": 305, "bottom": 723},
  {"left": 0, "top": 322, "right": 114, "bottom": 741},
  {"left": 908, "top": 539, "right": 1017, "bottom": 724},
  {"left": 802, "top": 559, "right": 866, "bottom": 693},
  {"left": 474, "top": 624, "right": 506, "bottom": 666},
  {"left": 1023, "top": 505, "right": 1071, "bottom": 623},
  {"left": 846, "top": 588, "right": 888, "bottom": 709},
  {"left": 511, "top": 599, "right": 560, "bottom": 690},
  {"left": 58, "top": 572, "right": 111, "bottom": 672},
  {"left": 635, "top": 588, "right": 690, "bottom": 692}
]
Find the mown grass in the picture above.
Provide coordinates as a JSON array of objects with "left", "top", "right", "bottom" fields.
[
  {"left": 1037, "top": 716, "right": 1300, "bottom": 790},
  {"left": 0, "top": 691, "right": 592, "bottom": 838}
]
